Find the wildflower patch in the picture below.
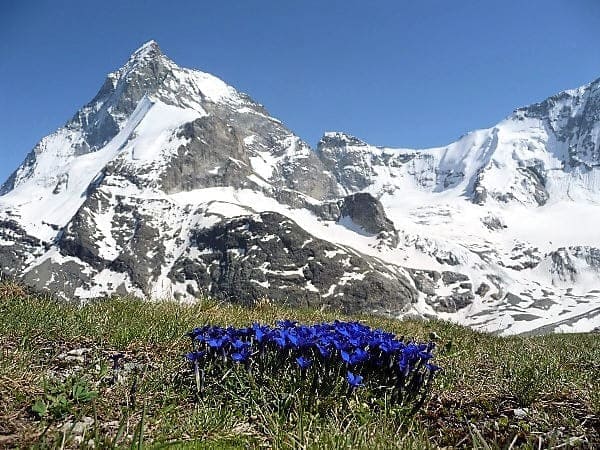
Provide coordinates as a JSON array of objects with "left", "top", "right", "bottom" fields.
[{"left": 185, "top": 320, "right": 441, "bottom": 413}]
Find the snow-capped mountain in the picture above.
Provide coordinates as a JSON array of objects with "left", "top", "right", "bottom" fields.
[{"left": 1, "top": 41, "right": 599, "bottom": 335}]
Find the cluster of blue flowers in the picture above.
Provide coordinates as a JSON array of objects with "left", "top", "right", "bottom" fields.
[{"left": 186, "top": 320, "right": 441, "bottom": 405}]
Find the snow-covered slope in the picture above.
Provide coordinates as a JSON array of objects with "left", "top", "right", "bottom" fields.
[
  {"left": 1, "top": 41, "right": 599, "bottom": 335},
  {"left": 315, "top": 84, "right": 600, "bottom": 334}
]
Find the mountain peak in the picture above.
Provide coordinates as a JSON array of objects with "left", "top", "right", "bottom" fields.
[
  {"left": 112, "top": 40, "right": 170, "bottom": 81},
  {"left": 129, "top": 40, "right": 163, "bottom": 62},
  {"left": 318, "top": 131, "right": 368, "bottom": 148}
]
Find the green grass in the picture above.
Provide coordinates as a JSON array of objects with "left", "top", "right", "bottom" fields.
[{"left": 0, "top": 281, "right": 598, "bottom": 449}]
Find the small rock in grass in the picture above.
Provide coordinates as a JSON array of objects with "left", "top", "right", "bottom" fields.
[
  {"left": 513, "top": 408, "right": 528, "bottom": 419},
  {"left": 58, "top": 348, "right": 90, "bottom": 363},
  {"left": 65, "top": 355, "right": 85, "bottom": 363},
  {"left": 67, "top": 348, "right": 90, "bottom": 357},
  {"left": 61, "top": 416, "right": 94, "bottom": 435},
  {"left": 103, "top": 420, "right": 121, "bottom": 429}
]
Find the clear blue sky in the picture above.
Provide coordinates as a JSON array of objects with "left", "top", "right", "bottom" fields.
[{"left": 1, "top": 1, "right": 600, "bottom": 184}]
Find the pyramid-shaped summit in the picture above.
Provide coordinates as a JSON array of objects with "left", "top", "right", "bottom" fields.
[
  {"left": 129, "top": 39, "right": 163, "bottom": 59},
  {"left": 1, "top": 42, "right": 600, "bottom": 336}
]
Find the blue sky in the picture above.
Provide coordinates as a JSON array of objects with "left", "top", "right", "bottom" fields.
[{"left": 1, "top": 1, "right": 599, "bottom": 184}]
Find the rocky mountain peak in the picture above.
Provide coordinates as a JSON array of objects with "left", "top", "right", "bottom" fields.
[
  {"left": 129, "top": 40, "right": 163, "bottom": 62},
  {"left": 510, "top": 78, "right": 600, "bottom": 168},
  {"left": 109, "top": 39, "right": 172, "bottom": 85},
  {"left": 316, "top": 132, "right": 379, "bottom": 194},
  {"left": 318, "top": 132, "right": 369, "bottom": 150}
]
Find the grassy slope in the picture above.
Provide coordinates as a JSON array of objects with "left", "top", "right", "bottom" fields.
[{"left": 0, "top": 282, "right": 598, "bottom": 449}]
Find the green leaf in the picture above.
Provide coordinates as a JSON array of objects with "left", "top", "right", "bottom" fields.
[
  {"left": 31, "top": 399, "right": 48, "bottom": 418},
  {"left": 72, "top": 380, "right": 98, "bottom": 403}
]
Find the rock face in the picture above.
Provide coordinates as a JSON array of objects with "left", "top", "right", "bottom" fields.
[
  {"left": 409, "top": 269, "right": 475, "bottom": 313},
  {"left": 517, "top": 78, "right": 600, "bottom": 168},
  {"left": 169, "top": 212, "right": 416, "bottom": 315},
  {"left": 338, "top": 193, "right": 395, "bottom": 236},
  {"left": 546, "top": 246, "right": 600, "bottom": 284},
  {"left": 159, "top": 115, "right": 254, "bottom": 193},
  {"left": 0, "top": 218, "right": 46, "bottom": 276},
  {"left": 316, "top": 133, "right": 379, "bottom": 193},
  {"left": 1, "top": 40, "right": 600, "bottom": 336}
]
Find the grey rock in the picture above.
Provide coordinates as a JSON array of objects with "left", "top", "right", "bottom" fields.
[
  {"left": 513, "top": 408, "right": 529, "bottom": 419},
  {"left": 316, "top": 133, "right": 376, "bottom": 192},
  {"left": 338, "top": 192, "right": 395, "bottom": 235},
  {"left": 441, "top": 271, "right": 469, "bottom": 285},
  {"left": 475, "top": 283, "right": 490, "bottom": 297},
  {"left": 481, "top": 214, "right": 506, "bottom": 231},
  {"left": 505, "top": 293, "right": 523, "bottom": 306},
  {"left": 169, "top": 211, "right": 417, "bottom": 315},
  {"left": 61, "top": 416, "right": 94, "bottom": 435},
  {"left": 430, "top": 290, "right": 475, "bottom": 313},
  {"left": 518, "top": 77, "right": 600, "bottom": 168},
  {"left": 316, "top": 131, "right": 460, "bottom": 195},
  {"left": 517, "top": 165, "right": 548, "bottom": 206},
  {"left": 67, "top": 348, "right": 89, "bottom": 356},
  {"left": 160, "top": 115, "right": 253, "bottom": 193},
  {"left": 0, "top": 218, "right": 46, "bottom": 276},
  {"left": 546, "top": 246, "right": 600, "bottom": 284},
  {"left": 502, "top": 244, "right": 542, "bottom": 271},
  {"left": 22, "top": 258, "right": 92, "bottom": 300},
  {"left": 408, "top": 268, "right": 475, "bottom": 312},
  {"left": 409, "top": 269, "right": 441, "bottom": 296}
]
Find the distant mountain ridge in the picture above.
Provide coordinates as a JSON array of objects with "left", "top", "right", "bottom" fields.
[{"left": 1, "top": 41, "right": 599, "bottom": 335}]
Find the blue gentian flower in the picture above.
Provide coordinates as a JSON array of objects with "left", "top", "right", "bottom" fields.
[
  {"left": 425, "top": 363, "right": 442, "bottom": 372},
  {"left": 315, "top": 343, "right": 331, "bottom": 358},
  {"left": 185, "top": 351, "right": 205, "bottom": 361},
  {"left": 346, "top": 371, "right": 364, "bottom": 388},
  {"left": 340, "top": 349, "right": 351, "bottom": 364},
  {"left": 232, "top": 339, "right": 246, "bottom": 350},
  {"left": 207, "top": 337, "right": 226, "bottom": 349},
  {"left": 349, "top": 348, "right": 369, "bottom": 365},
  {"left": 285, "top": 330, "right": 299, "bottom": 347},
  {"left": 252, "top": 323, "right": 269, "bottom": 343},
  {"left": 231, "top": 347, "right": 250, "bottom": 363},
  {"left": 273, "top": 333, "right": 287, "bottom": 349},
  {"left": 296, "top": 356, "right": 312, "bottom": 369},
  {"left": 332, "top": 339, "right": 346, "bottom": 351}
]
